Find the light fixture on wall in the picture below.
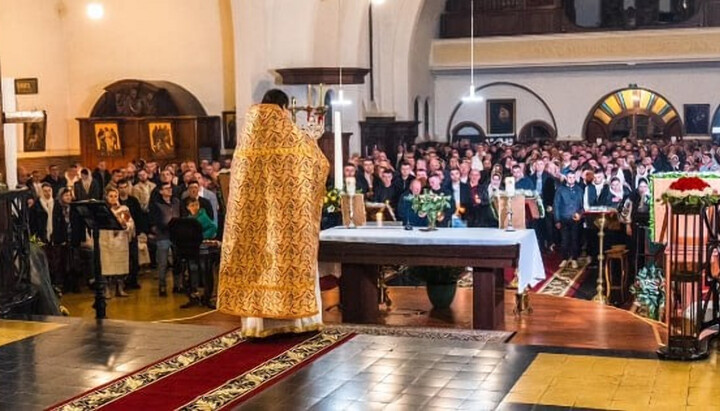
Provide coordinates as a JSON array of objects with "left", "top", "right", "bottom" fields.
[
  {"left": 86, "top": 2, "right": 104, "bottom": 20},
  {"left": 461, "top": 0, "right": 482, "bottom": 103},
  {"left": 331, "top": 68, "right": 352, "bottom": 106}
]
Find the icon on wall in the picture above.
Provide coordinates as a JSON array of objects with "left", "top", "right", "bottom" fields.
[
  {"left": 94, "top": 122, "right": 122, "bottom": 157},
  {"left": 487, "top": 99, "right": 516, "bottom": 136},
  {"left": 222, "top": 111, "right": 237, "bottom": 151},
  {"left": 684, "top": 104, "right": 710, "bottom": 135},
  {"left": 23, "top": 114, "right": 47, "bottom": 152},
  {"left": 148, "top": 121, "right": 175, "bottom": 159}
]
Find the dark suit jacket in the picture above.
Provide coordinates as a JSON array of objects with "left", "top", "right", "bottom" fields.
[
  {"left": 50, "top": 202, "right": 86, "bottom": 246},
  {"left": 92, "top": 169, "right": 112, "bottom": 190},
  {"left": 449, "top": 182, "right": 471, "bottom": 220},
  {"left": 120, "top": 195, "right": 148, "bottom": 234},
  {"left": 373, "top": 184, "right": 400, "bottom": 210},
  {"left": 397, "top": 194, "right": 427, "bottom": 227},
  {"left": 30, "top": 202, "right": 50, "bottom": 242},
  {"left": 74, "top": 179, "right": 103, "bottom": 201}
]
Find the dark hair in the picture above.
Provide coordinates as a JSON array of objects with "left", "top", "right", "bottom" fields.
[
  {"left": 261, "top": 89, "right": 289, "bottom": 109},
  {"left": 184, "top": 196, "right": 199, "bottom": 208},
  {"left": 80, "top": 168, "right": 90, "bottom": 176},
  {"left": 117, "top": 179, "right": 129, "bottom": 187},
  {"left": 187, "top": 180, "right": 199, "bottom": 187},
  {"left": 41, "top": 182, "right": 52, "bottom": 189},
  {"left": 637, "top": 178, "right": 649, "bottom": 186},
  {"left": 58, "top": 187, "right": 72, "bottom": 197}
]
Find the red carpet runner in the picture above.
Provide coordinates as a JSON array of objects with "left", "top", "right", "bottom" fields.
[{"left": 49, "top": 329, "right": 353, "bottom": 410}]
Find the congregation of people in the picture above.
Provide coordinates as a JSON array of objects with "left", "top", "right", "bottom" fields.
[
  {"left": 16, "top": 158, "right": 231, "bottom": 309},
  {"left": 341, "top": 137, "right": 711, "bottom": 272},
  {"left": 18, "top": 135, "right": 716, "bottom": 309}
]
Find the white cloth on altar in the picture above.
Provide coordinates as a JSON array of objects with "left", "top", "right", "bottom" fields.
[
  {"left": 241, "top": 271, "right": 323, "bottom": 337},
  {"left": 320, "top": 227, "right": 545, "bottom": 291}
]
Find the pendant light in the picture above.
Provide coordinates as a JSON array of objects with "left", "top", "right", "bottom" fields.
[
  {"left": 332, "top": 0, "right": 351, "bottom": 106},
  {"left": 462, "top": 0, "right": 482, "bottom": 103}
]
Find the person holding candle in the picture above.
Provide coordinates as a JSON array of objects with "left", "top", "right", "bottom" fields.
[{"left": 217, "top": 89, "right": 329, "bottom": 338}]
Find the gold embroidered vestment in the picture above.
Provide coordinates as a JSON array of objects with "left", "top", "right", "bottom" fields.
[{"left": 218, "top": 104, "right": 329, "bottom": 319}]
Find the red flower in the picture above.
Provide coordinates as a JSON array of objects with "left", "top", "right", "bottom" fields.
[{"left": 669, "top": 177, "right": 710, "bottom": 191}]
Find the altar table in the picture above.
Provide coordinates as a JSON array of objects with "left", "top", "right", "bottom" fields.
[{"left": 318, "top": 227, "right": 545, "bottom": 330}]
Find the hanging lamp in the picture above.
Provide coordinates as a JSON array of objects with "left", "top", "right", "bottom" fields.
[{"left": 462, "top": 0, "right": 482, "bottom": 103}]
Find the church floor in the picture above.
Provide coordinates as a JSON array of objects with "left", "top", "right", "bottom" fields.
[{"left": 1, "top": 315, "right": 716, "bottom": 410}]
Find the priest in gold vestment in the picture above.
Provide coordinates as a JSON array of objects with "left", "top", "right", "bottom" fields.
[{"left": 218, "top": 90, "right": 329, "bottom": 338}]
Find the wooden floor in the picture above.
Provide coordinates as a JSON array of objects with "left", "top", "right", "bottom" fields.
[{"left": 179, "top": 287, "right": 665, "bottom": 353}]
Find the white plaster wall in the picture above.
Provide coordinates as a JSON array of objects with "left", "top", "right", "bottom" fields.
[
  {"left": 435, "top": 64, "right": 720, "bottom": 142},
  {"left": 0, "top": 0, "right": 71, "bottom": 156},
  {"left": 62, "top": 0, "right": 230, "bottom": 150},
  {"left": 0, "top": 0, "right": 233, "bottom": 157}
]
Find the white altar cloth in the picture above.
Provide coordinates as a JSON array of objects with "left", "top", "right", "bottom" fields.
[{"left": 320, "top": 227, "right": 545, "bottom": 291}]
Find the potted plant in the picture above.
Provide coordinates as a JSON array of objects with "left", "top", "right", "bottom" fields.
[
  {"left": 411, "top": 189, "right": 451, "bottom": 231},
  {"left": 629, "top": 262, "right": 665, "bottom": 321},
  {"left": 321, "top": 188, "right": 342, "bottom": 230},
  {"left": 409, "top": 266, "right": 464, "bottom": 309}
]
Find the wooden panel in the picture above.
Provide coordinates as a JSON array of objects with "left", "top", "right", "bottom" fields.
[
  {"left": 319, "top": 242, "right": 519, "bottom": 268},
  {"left": 77, "top": 116, "right": 221, "bottom": 169},
  {"left": 276, "top": 67, "right": 370, "bottom": 85},
  {"left": 17, "top": 155, "right": 80, "bottom": 178}
]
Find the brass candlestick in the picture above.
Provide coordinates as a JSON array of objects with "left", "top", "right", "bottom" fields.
[
  {"left": 593, "top": 213, "right": 608, "bottom": 304},
  {"left": 506, "top": 196, "right": 515, "bottom": 232}
]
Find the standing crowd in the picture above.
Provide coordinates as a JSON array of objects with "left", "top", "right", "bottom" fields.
[{"left": 17, "top": 158, "right": 231, "bottom": 309}]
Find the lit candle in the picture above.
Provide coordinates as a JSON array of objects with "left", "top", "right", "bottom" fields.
[
  {"left": 345, "top": 176, "right": 355, "bottom": 195},
  {"left": 376, "top": 211, "right": 383, "bottom": 227},
  {"left": 596, "top": 138, "right": 602, "bottom": 145},
  {"left": 505, "top": 177, "right": 515, "bottom": 197},
  {"left": 334, "top": 110, "right": 343, "bottom": 191},
  {"left": 671, "top": 136, "right": 677, "bottom": 143}
]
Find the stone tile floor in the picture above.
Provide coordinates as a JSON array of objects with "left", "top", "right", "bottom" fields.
[
  {"left": 1, "top": 317, "right": 716, "bottom": 411},
  {"left": 0, "top": 316, "right": 221, "bottom": 411}
]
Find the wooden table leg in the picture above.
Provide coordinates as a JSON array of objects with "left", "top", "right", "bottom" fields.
[
  {"left": 339, "top": 264, "right": 379, "bottom": 324},
  {"left": 472, "top": 267, "right": 505, "bottom": 330}
]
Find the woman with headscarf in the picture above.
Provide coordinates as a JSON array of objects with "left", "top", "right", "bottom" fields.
[{"left": 99, "top": 188, "right": 135, "bottom": 298}]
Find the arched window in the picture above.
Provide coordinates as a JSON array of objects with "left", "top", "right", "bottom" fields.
[
  {"left": 583, "top": 86, "right": 682, "bottom": 142},
  {"left": 519, "top": 120, "right": 555, "bottom": 143},
  {"left": 451, "top": 121, "right": 485, "bottom": 144}
]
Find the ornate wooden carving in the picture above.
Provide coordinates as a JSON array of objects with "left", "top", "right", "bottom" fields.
[
  {"left": 276, "top": 68, "right": 370, "bottom": 85},
  {"left": 0, "top": 189, "right": 35, "bottom": 316},
  {"left": 79, "top": 80, "right": 220, "bottom": 168},
  {"left": 90, "top": 79, "right": 207, "bottom": 118}
]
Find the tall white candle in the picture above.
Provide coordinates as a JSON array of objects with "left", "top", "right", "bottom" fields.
[{"left": 333, "top": 110, "right": 343, "bottom": 190}]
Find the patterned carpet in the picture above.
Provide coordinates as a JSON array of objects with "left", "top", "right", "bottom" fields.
[
  {"left": 49, "top": 329, "right": 353, "bottom": 410},
  {"left": 327, "top": 324, "right": 514, "bottom": 343},
  {"left": 535, "top": 257, "right": 592, "bottom": 298}
]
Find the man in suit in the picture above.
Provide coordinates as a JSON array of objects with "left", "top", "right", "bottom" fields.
[
  {"left": 181, "top": 180, "right": 214, "bottom": 221},
  {"left": 527, "top": 160, "right": 554, "bottom": 252},
  {"left": 42, "top": 165, "right": 68, "bottom": 197},
  {"left": 93, "top": 161, "right": 112, "bottom": 190},
  {"left": 373, "top": 169, "right": 400, "bottom": 213},
  {"left": 393, "top": 162, "right": 415, "bottom": 194},
  {"left": 448, "top": 168, "right": 470, "bottom": 222},
  {"left": 356, "top": 159, "right": 376, "bottom": 199}
]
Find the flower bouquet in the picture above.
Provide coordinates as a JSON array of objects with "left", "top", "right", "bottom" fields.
[
  {"left": 629, "top": 263, "right": 665, "bottom": 321},
  {"left": 323, "top": 188, "right": 341, "bottom": 213},
  {"left": 661, "top": 176, "right": 720, "bottom": 214},
  {"left": 411, "top": 189, "right": 451, "bottom": 231}
]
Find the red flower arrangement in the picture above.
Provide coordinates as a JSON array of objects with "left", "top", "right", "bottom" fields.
[
  {"left": 668, "top": 176, "right": 710, "bottom": 192},
  {"left": 662, "top": 176, "right": 719, "bottom": 211}
]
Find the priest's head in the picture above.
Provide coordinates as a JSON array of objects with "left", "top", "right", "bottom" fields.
[{"left": 261, "top": 89, "right": 289, "bottom": 110}]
